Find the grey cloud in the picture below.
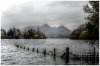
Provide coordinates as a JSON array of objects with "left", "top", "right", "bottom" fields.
[{"left": 1, "top": 1, "right": 88, "bottom": 30}]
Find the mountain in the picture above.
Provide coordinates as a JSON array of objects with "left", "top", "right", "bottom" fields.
[
  {"left": 21, "top": 26, "right": 37, "bottom": 32},
  {"left": 22, "top": 24, "right": 71, "bottom": 38},
  {"left": 52, "top": 26, "right": 71, "bottom": 38}
]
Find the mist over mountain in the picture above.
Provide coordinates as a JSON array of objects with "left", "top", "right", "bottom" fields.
[{"left": 22, "top": 24, "right": 71, "bottom": 38}]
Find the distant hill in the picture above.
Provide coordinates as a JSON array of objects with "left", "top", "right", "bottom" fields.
[{"left": 21, "top": 24, "right": 71, "bottom": 38}]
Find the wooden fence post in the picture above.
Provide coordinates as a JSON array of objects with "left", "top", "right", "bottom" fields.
[
  {"left": 43, "top": 49, "right": 46, "bottom": 57},
  {"left": 53, "top": 48, "right": 56, "bottom": 60},
  {"left": 15, "top": 45, "right": 18, "bottom": 48},
  {"left": 66, "top": 47, "right": 69, "bottom": 63},
  {"left": 17, "top": 45, "right": 19, "bottom": 48},
  {"left": 27, "top": 47, "right": 29, "bottom": 50},
  {"left": 24, "top": 46, "right": 25, "bottom": 49},
  {"left": 54, "top": 48, "right": 56, "bottom": 57},
  {"left": 93, "top": 47, "right": 95, "bottom": 65},
  {"left": 32, "top": 48, "right": 34, "bottom": 52},
  {"left": 37, "top": 48, "right": 38, "bottom": 53}
]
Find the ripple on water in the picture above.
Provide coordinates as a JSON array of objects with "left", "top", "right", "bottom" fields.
[{"left": 1, "top": 39, "right": 99, "bottom": 65}]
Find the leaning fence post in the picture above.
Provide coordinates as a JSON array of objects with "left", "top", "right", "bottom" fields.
[{"left": 61, "top": 47, "right": 69, "bottom": 63}]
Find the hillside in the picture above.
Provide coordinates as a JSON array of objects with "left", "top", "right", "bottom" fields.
[{"left": 22, "top": 24, "right": 71, "bottom": 38}]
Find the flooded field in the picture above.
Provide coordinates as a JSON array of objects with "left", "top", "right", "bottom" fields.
[{"left": 1, "top": 39, "right": 99, "bottom": 65}]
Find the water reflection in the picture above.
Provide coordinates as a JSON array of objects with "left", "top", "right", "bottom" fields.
[{"left": 1, "top": 39, "right": 99, "bottom": 65}]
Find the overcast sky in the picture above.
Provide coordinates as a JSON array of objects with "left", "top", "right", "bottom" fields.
[{"left": 1, "top": 0, "right": 88, "bottom": 30}]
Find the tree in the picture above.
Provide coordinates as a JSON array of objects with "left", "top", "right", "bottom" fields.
[
  {"left": 70, "top": 1, "right": 99, "bottom": 40},
  {"left": 1, "top": 29, "right": 6, "bottom": 39},
  {"left": 1, "top": 27, "right": 46, "bottom": 39},
  {"left": 83, "top": 1, "right": 99, "bottom": 39}
]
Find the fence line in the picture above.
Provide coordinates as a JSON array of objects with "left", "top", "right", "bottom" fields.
[{"left": 15, "top": 44, "right": 99, "bottom": 64}]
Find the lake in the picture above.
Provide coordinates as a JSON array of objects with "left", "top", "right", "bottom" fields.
[{"left": 1, "top": 39, "right": 99, "bottom": 65}]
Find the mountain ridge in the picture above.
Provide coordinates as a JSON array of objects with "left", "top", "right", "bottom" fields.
[{"left": 21, "top": 24, "right": 71, "bottom": 38}]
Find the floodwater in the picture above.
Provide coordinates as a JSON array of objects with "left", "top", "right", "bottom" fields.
[{"left": 1, "top": 39, "right": 99, "bottom": 65}]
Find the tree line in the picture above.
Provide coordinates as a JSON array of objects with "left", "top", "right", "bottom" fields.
[
  {"left": 1, "top": 28, "right": 46, "bottom": 39},
  {"left": 70, "top": 1, "right": 99, "bottom": 40}
]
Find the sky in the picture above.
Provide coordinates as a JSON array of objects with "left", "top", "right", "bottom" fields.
[{"left": 0, "top": 0, "right": 88, "bottom": 30}]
